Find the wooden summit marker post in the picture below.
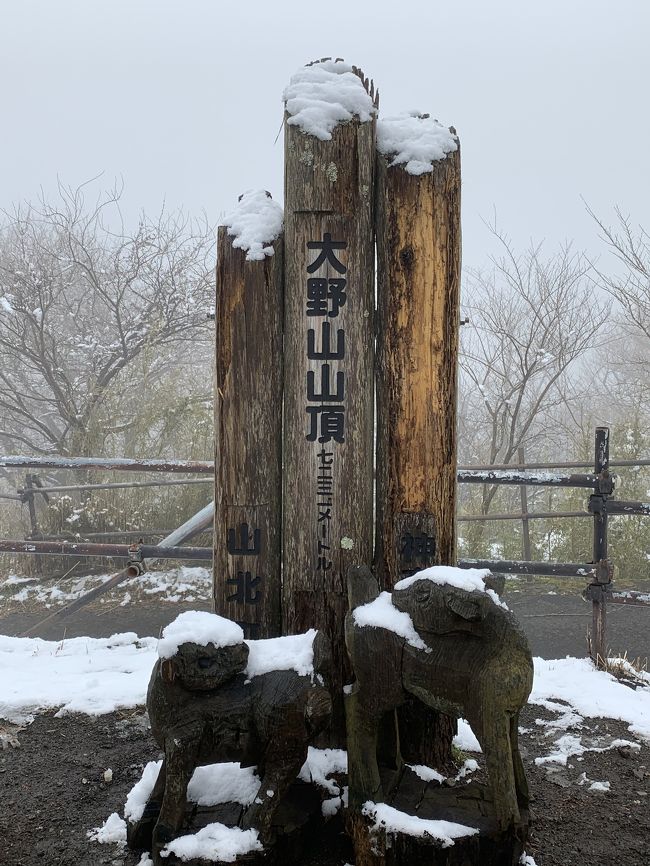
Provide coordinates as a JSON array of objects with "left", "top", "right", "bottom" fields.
[
  {"left": 282, "top": 60, "right": 378, "bottom": 736},
  {"left": 374, "top": 115, "right": 462, "bottom": 768},
  {"left": 214, "top": 191, "right": 284, "bottom": 638}
]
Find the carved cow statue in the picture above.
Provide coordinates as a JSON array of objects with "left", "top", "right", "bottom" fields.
[
  {"left": 127, "top": 612, "right": 332, "bottom": 865},
  {"left": 344, "top": 565, "right": 533, "bottom": 831}
]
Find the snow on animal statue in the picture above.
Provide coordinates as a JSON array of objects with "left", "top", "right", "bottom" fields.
[
  {"left": 344, "top": 565, "right": 533, "bottom": 831},
  {"left": 127, "top": 611, "right": 332, "bottom": 865}
]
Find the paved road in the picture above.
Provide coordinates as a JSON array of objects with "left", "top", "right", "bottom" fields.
[
  {"left": 507, "top": 591, "right": 650, "bottom": 660},
  {"left": 1, "top": 588, "right": 648, "bottom": 661}
]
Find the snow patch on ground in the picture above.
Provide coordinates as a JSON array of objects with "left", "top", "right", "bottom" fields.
[
  {"left": 362, "top": 802, "right": 478, "bottom": 846},
  {"left": 284, "top": 59, "right": 375, "bottom": 140},
  {"left": 535, "top": 732, "right": 640, "bottom": 766},
  {"left": 352, "top": 591, "right": 428, "bottom": 650},
  {"left": 223, "top": 189, "right": 283, "bottom": 261},
  {"left": 377, "top": 112, "right": 458, "bottom": 175},
  {"left": 577, "top": 771, "right": 611, "bottom": 792},
  {"left": 0, "top": 632, "right": 158, "bottom": 724},
  {"left": 0, "top": 625, "right": 321, "bottom": 723},
  {"left": 87, "top": 811, "right": 127, "bottom": 845},
  {"left": 0, "top": 566, "right": 212, "bottom": 608},
  {"left": 531, "top": 657, "right": 650, "bottom": 741}
]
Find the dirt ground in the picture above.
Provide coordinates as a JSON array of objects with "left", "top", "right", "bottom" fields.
[
  {"left": 1, "top": 699, "right": 648, "bottom": 865},
  {"left": 1, "top": 573, "right": 649, "bottom": 865}
]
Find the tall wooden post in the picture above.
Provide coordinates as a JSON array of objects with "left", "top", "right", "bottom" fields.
[
  {"left": 591, "top": 426, "right": 610, "bottom": 663},
  {"left": 282, "top": 68, "right": 377, "bottom": 737},
  {"left": 213, "top": 222, "right": 283, "bottom": 638},
  {"left": 518, "top": 447, "right": 532, "bottom": 576},
  {"left": 24, "top": 473, "right": 42, "bottom": 573},
  {"left": 374, "top": 133, "right": 461, "bottom": 766}
]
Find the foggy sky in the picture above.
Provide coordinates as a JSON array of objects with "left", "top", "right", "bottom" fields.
[{"left": 1, "top": 0, "right": 648, "bottom": 268}]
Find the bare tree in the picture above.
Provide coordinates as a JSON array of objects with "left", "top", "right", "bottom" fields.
[
  {"left": 0, "top": 180, "right": 215, "bottom": 456},
  {"left": 590, "top": 207, "right": 650, "bottom": 341},
  {"left": 589, "top": 206, "right": 650, "bottom": 412},
  {"left": 459, "top": 226, "right": 610, "bottom": 524}
]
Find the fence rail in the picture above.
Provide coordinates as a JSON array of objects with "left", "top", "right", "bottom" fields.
[
  {"left": 0, "top": 539, "right": 213, "bottom": 561},
  {"left": 0, "top": 456, "right": 214, "bottom": 473},
  {"left": 1, "top": 427, "right": 648, "bottom": 660},
  {"left": 457, "top": 469, "right": 608, "bottom": 489},
  {"left": 458, "top": 558, "right": 598, "bottom": 578}
]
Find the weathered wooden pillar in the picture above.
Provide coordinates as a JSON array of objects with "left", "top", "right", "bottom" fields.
[
  {"left": 282, "top": 62, "right": 377, "bottom": 737},
  {"left": 24, "top": 473, "right": 42, "bottom": 573},
  {"left": 213, "top": 195, "right": 283, "bottom": 638},
  {"left": 590, "top": 425, "right": 610, "bottom": 663},
  {"left": 374, "top": 117, "right": 462, "bottom": 767}
]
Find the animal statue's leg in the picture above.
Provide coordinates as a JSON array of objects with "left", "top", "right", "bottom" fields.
[
  {"left": 242, "top": 750, "right": 306, "bottom": 845},
  {"left": 152, "top": 734, "right": 200, "bottom": 865},
  {"left": 127, "top": 759, "right": 167, "bottom": 851},
  {"left": 510, "top": 712, "right": 530, "bottom": 810},
  {"left": 345, "top": 686, "right": 384, "bottom": 809},
  {"left": 476, "top": 706, "right": 521, "bottom": 830},
  {"left": 241, "top": 703, "right": 308, "bottom": 845}
]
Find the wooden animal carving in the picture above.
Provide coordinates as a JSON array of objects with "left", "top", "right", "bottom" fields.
[
  {"left": 344, "top": 565, "right": 533, "bottom": 831},
  {"left": 127, "top": 612, "right": 332, "bottom": 865}
]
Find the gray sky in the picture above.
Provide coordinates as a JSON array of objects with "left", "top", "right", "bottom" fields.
[{"left": 1, "top": 0, "right": 648, "bottom": 267}]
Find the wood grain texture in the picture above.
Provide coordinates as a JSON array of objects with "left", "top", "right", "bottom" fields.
[
  {"left": 374, "top": 146, "right": 462, "bottom": 586},
  {"left": 374, "top": 144, "right": 462, "bottom": 770},
  {"left": 213, "top": 226, "right": 283, "bottom": 638},
  {"left": 282, "top": 113, "right": 376, "bottom": 737}
]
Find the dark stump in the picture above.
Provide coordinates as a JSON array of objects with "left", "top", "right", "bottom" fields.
[
  {"left": 348, "top": 766, "right": 530, "bottom": 866},
  {"left": 129, "top": 778, "right": 352, "bottom": 866}
]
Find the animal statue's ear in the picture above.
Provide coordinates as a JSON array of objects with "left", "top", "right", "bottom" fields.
[
  {"left": 447, "top": 595, "right": 482, "bottom": 621},
  {"left": 160, "top": 658, "right": 176, "bottom": 683}
]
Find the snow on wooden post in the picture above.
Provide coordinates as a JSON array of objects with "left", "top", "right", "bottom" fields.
[
  {"left": 282, "top": 60, "right": 378, "bottom": 735},
  {"left": 374, "top": 114, "right": 462, "bottom": 768},
  {"left": 213, "top": 191, "right": 284, "bottom": 638}
]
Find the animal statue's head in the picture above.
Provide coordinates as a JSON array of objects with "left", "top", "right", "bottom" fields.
[
  {"left": 160, "top": 640, "right": 249, "bottom": 690},
  {"left": 157, "top": 611, "right": 249, "bottom": 691},
  {"left": 392, "top": 573, "right": 501, "bottom": 639}
]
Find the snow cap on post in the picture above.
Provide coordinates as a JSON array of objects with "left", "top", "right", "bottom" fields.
[
  {"left": 377, "top": 111, "right": 458, "bottom": 175},
  {"left": 283, "top": 58, "right": 377, "bottom": 140},
  {"left": 223, "top": 190, "right": 283, "bottom": 262},
  {"left": 157, "top": 610, "right": 244, "bottom": 659}
]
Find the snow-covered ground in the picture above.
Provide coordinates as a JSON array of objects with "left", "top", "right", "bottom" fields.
[
  {"left": 1, "top": 628, "right": 647, "bottom": 865},
  {"left": 0, "top": 565, "right": 212, "bottom": 609},
  {"left": 1, "top": 626, "right": 649, "bottom": 742},
  {"left": 1, "top": 583, "right": 648, "bottom": 864}
]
